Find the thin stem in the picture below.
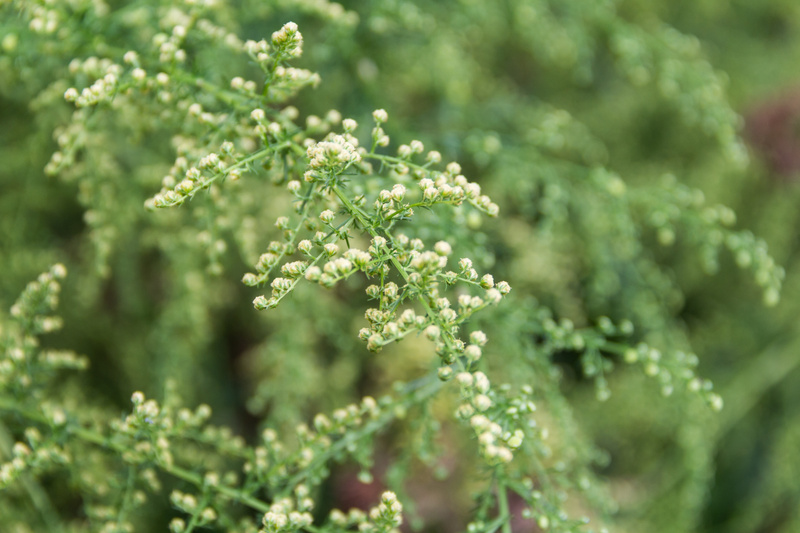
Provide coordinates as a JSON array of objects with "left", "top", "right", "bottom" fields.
[
  {"left": 114, "top": 466, "right": 137, "bottom": 531},
  {"left": 496, "top": 473, "right": 512, "bottom": 533}
]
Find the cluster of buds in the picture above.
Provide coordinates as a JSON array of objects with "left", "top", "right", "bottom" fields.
[
  {"left": 326, "top": 491, "right": 403, "bottom": 532},
  {"left": 416, "top": 166, "right": 499, "bottom": 216},
  {"left": 454, "top": 377, "right": 536, "bottom": 466},
  {"left": 169, "top": 491, "right": 217, "bottom": 530},
  {"left": 374, "top": 184, "right": 409, "bottom": 219},
  {"left": 26, "top": 4, "right": 60, "bottom": 34},
  {"left": 252, "top": 276, "right": 296, "bottom": 310},
  {"left": 271, "top": 21, "right": 303, "bottom": 58},
  {"left": 260, "top": 506, "right": 313, "bottom": 533},
  {"left": 274, "top": 66, "right": 320, "bottom": 87},
  {"left": 305, "top": 134, "right": 362, "bottom": 176},
  {"left": 370, "top": 109, "right": 391, "bottom": 148},
  {"left": 150, "top": 143, "right": 239, "bottom": 208},
  {"left": 153, "top": 26, "right": 189, "bottom": 64},
  {"left": 0, "top": 439, "right": 69, "bottom": 489},
  {"left": 469, "top": 413, "right": 514, "bottom": 465},
  {"left": 64, "top": 67, "right": 121, "bottom": 107},
  {"left": 245, "top": 396, "right": 381, "bottom": 483}
]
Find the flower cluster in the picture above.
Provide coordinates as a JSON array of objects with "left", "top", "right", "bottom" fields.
[
  {"left": 0, "top": 265, "right": 87, "bottom": 394},
  {"left": 271, "top": 21, "right": 304, "bottom": 59},
  {"left": 149, "top": 146, "right": 238, "bottom": 208},
  {"left": 259, "top": 497, "right": 313, "bottom": 533},
  {"left": 328, "top": 491, "right": 403, "bottom": 533},
  {"left": 0, "top": 435, "right": 69, "bottom": 489},
  {"left": 305, "top": 133, "right": 363, "bottom": 178}
]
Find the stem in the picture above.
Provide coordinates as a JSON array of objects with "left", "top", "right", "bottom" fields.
[
  {"left": 183, "top": 492, "right": 210, "bottom": 533},
  {"left": 496, "top": 474, "right": 512, "bottom": 533},
  {"left": 114, "top": 466, "right": 137, "bottom": 530}
]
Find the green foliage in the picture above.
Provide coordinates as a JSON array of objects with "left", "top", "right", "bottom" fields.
[{"left": 1, "top": 0, "right": 799, "bottom": 532}]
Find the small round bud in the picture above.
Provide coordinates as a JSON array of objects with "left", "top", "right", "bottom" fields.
[
  {"left": 424, "top": 325, "right": 441, "bottom": 340},
  {"left": 469, "top": 331, "right": 487, "bottom": 346},
  {"left": 342, "top": 118, "right": 358, "bottom": 131},
  {"left": 251, "top": 108, "right": 266, "bottom": 122},
  {"left": 434, "top": 241, "right": 452, "bottom": 256},
  {"left": 438, "top": 366, "right": 453, "bottom": 381},
  {"left": 372, "top": 109, "right": 388, "bottom": 123},
  {"left": 253, "top": 295, "right": 270, "bottom": 310},
  {"left": 465, "top": 344, "right": 482, "bottom": 361},
  {"left": 298, "top": 240, "right": 313, "bottom": 254},
  {"left": 64, "top": 87, "right": 79, "bottom": 102},
  {"left": 319, "top": 210, "right": 335, "bottom": 224},
  {"left": 51, "top": 263, "right": 67, "bottom": 279},
  {"left": 473, "top": 394, "right": 492, "bottom": 411},
  {"left": 456, "top": 372, "right": 474, "bottom": 387},
  {"left": 426, "top": 150, "right": 442, "bottom": 164}
]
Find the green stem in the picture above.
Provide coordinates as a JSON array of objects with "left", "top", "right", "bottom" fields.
[
  {"left": 496, "top": 474, "right": 512, "bottom": 533},
  {"left": 114, "top": 466, "right": 137, "bottom": 530},
  {"left": 182, "top": 492, "right": 210, "bottom": 533}
]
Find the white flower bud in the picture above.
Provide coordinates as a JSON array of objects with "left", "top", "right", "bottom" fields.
[
  {"left": 342, "top": 118, "right": 358, "bottom": 131},
  {"left": 470, "top": 330, "right": 487, "bottom": 346},
  {"left": 474, "top": 394, "right": 492, "bottom": 411},
  {"left": 456, "top": 372, "right": 474, "bottom": 387},
  {"left": 319, "top": 209, "right": 335, "bottom": 224},
  {"left": 424, "top": 325, "right": 440, "bottom": 340},
  {"left": 64, "top": 87, "right": 79, "bottom": 102},
  {"left": 434, "top": 241, "right": 452, "bottom": 256},
  {"left": 250, "top": 108, "right": 266, "bottom": 122},
  {"left": 391, "top": 184, "right": 406, "bottom": 202},
  {"left": 446, "top": 162, "right": 461, "bottom": 175},
  {"left": 465, "top": 344, "right": 482, "bottom": 361},
  {"left": 323, "top": 243, "right": 339, "bottom": 256},
  {"left": 372, "top": 109, "right": 388, "bottom": 123}
]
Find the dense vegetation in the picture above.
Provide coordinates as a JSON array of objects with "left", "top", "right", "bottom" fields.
[{"left": 1, "top": 1, "right": 799, "bottom": 532}]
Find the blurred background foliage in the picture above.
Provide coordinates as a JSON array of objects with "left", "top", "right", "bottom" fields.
[{"left": 2, "top": 0, "right": 800, "bottom": 531}]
